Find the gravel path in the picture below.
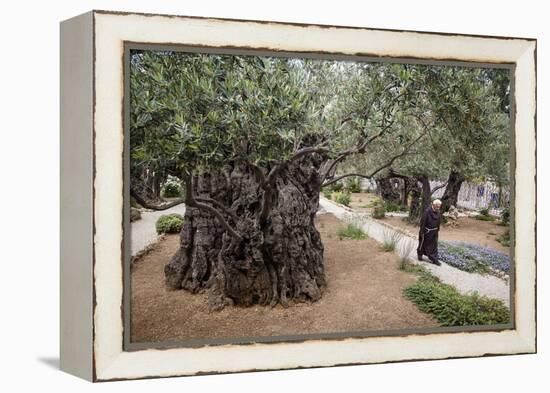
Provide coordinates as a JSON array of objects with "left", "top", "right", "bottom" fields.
[
  {"left": 131, "top": 203, "right": 186, "bottom": 256},
  {"left": 319, "top": 197, "right": 510, "bottom": 306}
]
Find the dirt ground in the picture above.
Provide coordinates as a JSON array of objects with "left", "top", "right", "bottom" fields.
[
  {"left": 347, "top": 192, "right": 380, "bottom": 211},
  {"left": 130, "top": 213, "right": 437, "bottom": 343},
  {"left": 377, "top": 215, "right": 509, "bottom": 254}
]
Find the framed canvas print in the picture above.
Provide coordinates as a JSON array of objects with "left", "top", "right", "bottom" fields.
[{"left": 60, "top": 10, "right": 537, "bottom": 382}]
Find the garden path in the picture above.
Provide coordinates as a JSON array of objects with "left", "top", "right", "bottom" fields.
[
  {"left": 131, "top": 203, "right": 186, "bottom": 256},
  {"left": 318, "top": 197, "right": 510, "bottom": 306}
]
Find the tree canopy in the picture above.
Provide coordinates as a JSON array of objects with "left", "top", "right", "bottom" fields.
[{"left": 130, "top": 50, "right": 510, "bottom": 210}]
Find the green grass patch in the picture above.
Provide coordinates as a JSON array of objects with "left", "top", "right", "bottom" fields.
[
  {"left": 399, "top": 261, "right": 434, "bottom": 279},
  {"left": 336, "top": 224, "right": 366, "bottom": 240},
  {"left": 403, "top": 271, "right": 510, "bottom": 326},
  {"left": 380, "top": 230, "right": 403, "bottom": 252},
  {"left": 381, "top": 242, "right": 396, "bottom": 252}
]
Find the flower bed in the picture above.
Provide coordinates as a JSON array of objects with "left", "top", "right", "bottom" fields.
[{"left": 438, "top": 241, "right": 510, "bottom": 275}]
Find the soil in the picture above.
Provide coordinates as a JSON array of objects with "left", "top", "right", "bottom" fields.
[
  {"left": 347, "top": 192, "right": 380, "bottom": 212},
  {"left": 130, "top": 213, "right": 437, "bottom": 343},
  {"left": 376, "top": 215, "right": 509, "bottom": 254}
]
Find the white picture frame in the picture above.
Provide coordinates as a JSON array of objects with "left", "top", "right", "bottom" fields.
[{"left": 60, "top": 10, "right": 536, "bottom": 382}]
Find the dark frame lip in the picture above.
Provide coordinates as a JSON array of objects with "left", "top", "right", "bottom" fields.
[
  {"left": 122, "top": 39, "right": 518, "bottom": 353},
  {"left": 91, "top": 9, "right": 538, "bottom": 42},
  {"left": 124, "top": 41, "right": 518, "bottom": 67}
]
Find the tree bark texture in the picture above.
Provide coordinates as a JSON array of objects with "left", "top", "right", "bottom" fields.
[
  {"left": 375, "top": 176, "right": 401, "bottom": 204},
  {"left": 440, "top": 170, "right": 465, "bottom": 213},
  {"left": 407, "top": 176, "right": 431, "bottom": 224},
  {"left": 130, "top": 168, "right": 166, "bottom": 207},
  {"left": 164, "top": 157, "right": 326, "bottom": 310},
  {"left": 420, "top": 176, "right": 432, "bottom": 219},
  {"left": 407, "top": 179, "right": 422, "bottom": 223}
]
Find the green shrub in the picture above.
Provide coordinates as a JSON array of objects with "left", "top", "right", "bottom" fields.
[
  {"left": 383, "top": 201, "right": 408, "bottom": 212},
  {"left": 162, "top": 182, "right": 183, "bottom": 198},
  {"left": 371, "top": 205, "right": 385, "bottom": 219},
  {"left": 404, "top": 273, "right": 510, "bottom": 326},
  {"left": 497, "top": 229, "right": 511, "bottom": 247},
  {"left": 346, "top": 178, "right": 361, "bottom": 193},
  {"left": 480, "top": 208, "right": 490, "bottom": 216},
  {"left": 330, "top": 182, "right": 344, "bottom": 192},
  {"left": 322, "top": 188, "right": 333, "bottom": 199},
  {"left": 155, "top": 213, "right": 184, "bottom": 234},
  {"left": 336, "top": 224, "right": 367, "bottom": 240},
  {"left": 333, "top": 192, "right": 351, "bottom": 206},
  {"left": 365, "top": 197, "right": 382, "bottom": 208},
  {"left": 500, "top": 208, "right": 510, "bottom": 225}
]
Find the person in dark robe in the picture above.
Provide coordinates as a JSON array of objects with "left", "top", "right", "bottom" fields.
[{"left": 417, "top": 199, "right": 442, "bottom": 266}]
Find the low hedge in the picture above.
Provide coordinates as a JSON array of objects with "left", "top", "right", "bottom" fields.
[{"left": 156, "top": 213, "right": 184, "bottom": 234}]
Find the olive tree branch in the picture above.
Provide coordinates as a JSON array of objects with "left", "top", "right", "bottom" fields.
[
  {"left": 183, "top": 174, "right": 242, "bottom": 240},
  {"left": 322, "top": 131, "right": 427, "bottom": 187}
]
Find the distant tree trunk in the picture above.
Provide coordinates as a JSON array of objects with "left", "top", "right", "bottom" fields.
[
  {"left": 164, "top": 156, "right": 326, "bottom": 310},
  {"left": 408, "top": 189, "right": 421, "bottom": 223},
  {"left": 375, "top": 176, "right": 401, "bottom": 204},
  {"left": 408, "top": 175, "right": 430, "bottom": 224},
  {"left": 384, "top": 170, "right": 412, "bottom": 207},
  {"left": 401, "top": 178, "right": 409, "bottom": 206},
  {"left": 440, "top": 170, "right": 465, "bottom": 213},
  {"left": 420, "top": 176, "right": 432, "bottom": 216},
  {"left": 130, "top": 169, "right": 162, "bottom": 207}
]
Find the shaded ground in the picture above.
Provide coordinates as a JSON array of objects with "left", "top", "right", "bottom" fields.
[
  {"left": 130, "top": 213, "right": 437, "bottom": 343},
  {"left": 376, "top": 215, "right": 509, "bottom": 254}
]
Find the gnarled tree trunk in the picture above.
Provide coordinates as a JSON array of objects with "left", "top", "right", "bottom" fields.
[
  {"left": 375, "top": 176, "right": 401, "bottom": 204},
  {"left": 440, "top": 170, "right": 465, "bottom": 213},
  {"left": 164, "top": 157, "right": 326, "bottom": 310}
]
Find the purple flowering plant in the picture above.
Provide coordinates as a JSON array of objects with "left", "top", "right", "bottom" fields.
[{"left": 438, "top": 241, "right": 510, "bottom": 275}]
